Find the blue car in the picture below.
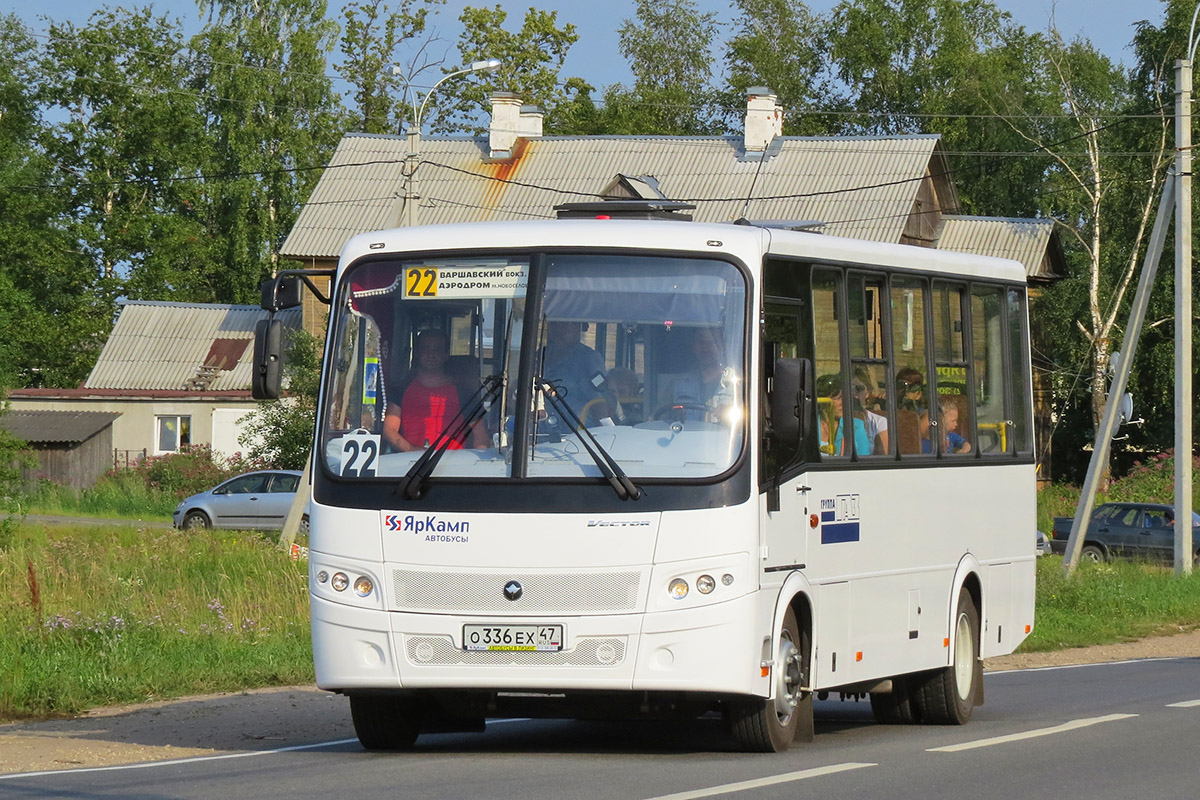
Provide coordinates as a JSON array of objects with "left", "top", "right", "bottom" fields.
[
  {"left": 1050, "top": 502, "right": 1200, "bottom": 563},
  {"left": 172, "top": 470, "right": 306, "bottom": 531}
]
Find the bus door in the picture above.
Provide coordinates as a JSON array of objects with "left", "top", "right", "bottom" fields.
[{"left": 761, "top": 299, "right": 809, "bottom": 571}]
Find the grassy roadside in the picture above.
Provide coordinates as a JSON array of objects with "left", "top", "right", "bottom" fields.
[
  {"left": 3, "top": 519, "right": 1199, "bottom": 722},
  {"left": 1025, "top": 555, "right": 1200, "bottom": 651},
  {"left": 0, "top": 522, "right": 312, "bottom": 721}
]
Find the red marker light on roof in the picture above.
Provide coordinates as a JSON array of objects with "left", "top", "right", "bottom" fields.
[{"left": 595, "top": 214, "right": 611, "bottom": 220}]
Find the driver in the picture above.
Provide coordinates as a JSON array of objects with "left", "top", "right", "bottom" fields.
[{"left": 672, "top": 327, "right": 737, "bottom": 422}]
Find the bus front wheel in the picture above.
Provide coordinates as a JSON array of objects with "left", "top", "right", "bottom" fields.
[
  {"left": 726, "top": 606, "right": 813, "bottom": 752},
  {"left": 914, "top": 590, "right": 980, "bottom": 724},
  {"left": 349, "top": 694, "right": 422, "bottom": 750}
]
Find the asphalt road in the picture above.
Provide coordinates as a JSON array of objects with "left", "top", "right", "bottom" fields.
[{"left": 3, "top": 657, "right": 1197, "bottom": 800}]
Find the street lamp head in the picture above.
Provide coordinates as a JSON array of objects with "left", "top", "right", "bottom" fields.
[{"left": 471, "top": 58, "right": 502, "bottom": 73}]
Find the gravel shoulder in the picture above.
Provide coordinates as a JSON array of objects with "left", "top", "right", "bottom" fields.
[{"left": 3, "top": 628, "right": 1199, "bottom": 776}]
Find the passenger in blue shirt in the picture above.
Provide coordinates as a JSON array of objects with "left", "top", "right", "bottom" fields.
[
  {"left": 922, "top": 397, "right": 972, "bottom": 454},
  {"left": 816, "top": 374, "right": 870, "bottom": 456}
]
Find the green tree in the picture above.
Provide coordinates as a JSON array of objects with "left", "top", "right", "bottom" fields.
[
  {"left": 601, "top": 0, "right": 720, "bottom": 134},
  {"left": 439, "top": 4, "right": 578, "bottom": 134},
  {"left": 192, "top": 0, "right": 344, "bottom": 303},
  {"left": 38, "top": 8, "right": 214, "bottom": 303},
  {"left": 0, "top": 13, "right": 113, "bottom": 387},
  {"left": 337, "top": 0, "right": 443, "bottom": 135},
  {"left": 723, "top": 0, "right": 837, "bottom": 136},
  {"left": 238, "top": 328, "right": 321, "bottom": 469}
]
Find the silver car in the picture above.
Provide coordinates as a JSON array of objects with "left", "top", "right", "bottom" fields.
[{"left": 172, "top": 470, "right": 305, "bottom": 531}]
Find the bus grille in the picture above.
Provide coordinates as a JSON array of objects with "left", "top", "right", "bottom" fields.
[
  {"left": 390, "top": 569, "right": 643, "bottom": 614},
  {"left": 404, "top": 636, "right": 627, "bottom": 667}
]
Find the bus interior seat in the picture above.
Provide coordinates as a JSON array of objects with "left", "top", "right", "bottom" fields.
[{"left": 896, "top": 408, "right": 923, "bottom": 455}]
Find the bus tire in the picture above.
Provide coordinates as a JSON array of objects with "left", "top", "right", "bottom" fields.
[
  {"left": 726, "top": 606, "right": 812, "bottom": 752},
  {"left": 870, "top": 675, "right": 920, "bottom": 724},
  {"left": 349, "top": 694, "right": 422, "bottom": 750},
  {"left": 914, "top": 590, "right": 979, "bottom": 725}
]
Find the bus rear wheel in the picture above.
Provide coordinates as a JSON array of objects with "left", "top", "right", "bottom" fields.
[
  {"left": 870, "top": 675, "right": 920, "bottom": 724},
  {"left": 726, "top": 606, "right": 812, "bottom": 752},
  {"left": 349, "top": 694, "right": 422, "bottom": 750},
  {"left": 913, "top": 590, "right": 980, "bottom": 724}
]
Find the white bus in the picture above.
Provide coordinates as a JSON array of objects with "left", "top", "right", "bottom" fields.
[{"left": 255, "top": 202, "right": 1036, "bottom": 752}]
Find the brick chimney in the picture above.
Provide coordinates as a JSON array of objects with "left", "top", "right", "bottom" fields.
[{"left": 744, "top": 87, "right": 783, "bottom": 152}]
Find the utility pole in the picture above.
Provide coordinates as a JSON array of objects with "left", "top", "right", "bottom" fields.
[
  {"left": 1175, "top": 58, "right": 1194, "bottom": 576},
  {"left": 1061, "top": 178, "right": 1176, "bottom": 575},
  {"left": 394, "top": 59, "right": 502, "bottom": 228}
]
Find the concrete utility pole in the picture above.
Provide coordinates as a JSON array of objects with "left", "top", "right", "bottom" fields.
[
  {"left": 1062, "top": 178, "right": 1176, "bottom": 576},
  {"left": 1175, "top": 56, "right": 1194, "bottom": 576},
  {"left": 395, "top": 59, "right": 501, "bottom": 228}
]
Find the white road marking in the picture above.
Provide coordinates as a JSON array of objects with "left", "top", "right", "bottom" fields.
[
  {"left": 1167, "top": 699, "right": 1200, "bottom": 708},
  {"left": 0, "top": 738, "right": 360, "bottom": 781},
  {"left": 927, "top": 713, "right": 1137, "bottom": 753},
  {"left": 986, "top": 656, "right": 1187, "bottom": 676},
  {"left": 641, "top": 762, "right": 877, "bottom": 800}
]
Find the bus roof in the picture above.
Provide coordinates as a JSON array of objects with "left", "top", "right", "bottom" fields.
[{"left": 339, "top": 218, "right": 1028, "bottom": 284}]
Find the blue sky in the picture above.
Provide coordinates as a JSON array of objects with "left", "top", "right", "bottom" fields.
[{"left": 6, "top": 0, "right": 1166, "bottom": 92}]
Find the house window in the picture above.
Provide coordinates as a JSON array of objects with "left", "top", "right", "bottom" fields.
[{"left": 156, "top": 415, "right": 191, "bottom": 454}]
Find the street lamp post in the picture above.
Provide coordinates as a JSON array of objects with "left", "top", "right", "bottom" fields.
[{"left": 393, "top": 59, "right": 501, "bottom": 228}]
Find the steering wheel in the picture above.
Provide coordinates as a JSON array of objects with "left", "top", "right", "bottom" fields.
[{"left": 651, "top": 402, "right": 711, "bottom": 422}]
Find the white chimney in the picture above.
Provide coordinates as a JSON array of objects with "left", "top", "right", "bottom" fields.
[
  {"left": 519, "top": 104, "right": 544, "bottom": 139},
  {"left": 744, "top": 87, "right": 783, "bottom": 152},
  {"left": 489, "top": 94, "right": 542, "bottom": 157},
  {"left": 489, "top": 92, "right": 522, "bottom": 155}
]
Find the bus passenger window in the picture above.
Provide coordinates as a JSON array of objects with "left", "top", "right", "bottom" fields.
[
  {"left": 932, "top": 282, "right": 973, "bottom": 456},
  {"left": 811, "top": 269, "right": 849, "bottom": 459},
  {"left": 891, "top": 277, "right": 930, "bottom": 456},
  {"left": 971, "top": 285, "right": 1008, "bottom": 454}
]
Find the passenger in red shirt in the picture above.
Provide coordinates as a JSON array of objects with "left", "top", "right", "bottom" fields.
[{"left": 383, "top": 330, "right": 485, "bottom": 452}]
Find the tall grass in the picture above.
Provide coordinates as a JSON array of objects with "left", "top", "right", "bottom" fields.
[
  {"left": 1024, "top": 555, "right": 1200, "bottom": 651},
  {"left": 23, "top": 445, "right": 267, "bottom": 520},
  {"left": 0, "top": 522, "right": 312, "bottom": 720}
]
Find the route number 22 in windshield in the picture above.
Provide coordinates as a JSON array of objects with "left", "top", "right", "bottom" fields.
[
  {"left": 340, "top": 432, "right": 380, "bottom": 477},
  {"left": 406, "top": 267, "right": 438, "bottom": 298}
]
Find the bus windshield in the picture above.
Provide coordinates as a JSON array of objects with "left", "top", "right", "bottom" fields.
[{"left": 320, "top": 252, "right": 747, "bottom": 483}]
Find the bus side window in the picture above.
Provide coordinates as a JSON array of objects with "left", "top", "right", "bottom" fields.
[
  {"left": 811, "top": 268, "right": 847, "bottom": 459},
  {"left": 891, "top": 276, "right": 930, "bottom": 456},
  {"left": 932, "top": 281, "right": 973, "bottom": 456},
  {"left": 971, "top": 284, "right": 1008, "bottom": 454}
]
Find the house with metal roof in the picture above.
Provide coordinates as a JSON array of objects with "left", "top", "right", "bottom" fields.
[
  {"left": 282, "top": 90, "right": 1063, "bottom": 307},
  {"left": 8, "top": 300, "right": 301, "bottom": 467},
  {"left": 281, "top": 90, "right": 1065, "bottom": 481}
]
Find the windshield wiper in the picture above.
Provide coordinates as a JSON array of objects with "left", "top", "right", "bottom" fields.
[
  {"left": 396, "top": 375, "right": 501, "bottom": 500},
  {"left": 536, "top": 377, "right": 642, "bottom": 501}
]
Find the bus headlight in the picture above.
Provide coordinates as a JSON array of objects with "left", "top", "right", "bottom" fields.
[
  {"left": 331, "top": 572, "right": 349, "bottom": 592},
  {"left": 353, "top": 576, "right": 374, "bottom": 597},
  {"left": 696, "top": 574, "right": 716, "bottom": 594},
  {"left": 668, "top": 578, "right": 689, "bottom": 600}
]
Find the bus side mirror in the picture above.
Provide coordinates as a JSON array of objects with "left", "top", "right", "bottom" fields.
[
  {"left": 771, "top": 357, "right": 813, "bottom": 445},
  {"left": 260, "top": 275, "right": 303, "bottom": 312},
  {"left": 252, "top": 318, "right": 283, "bottom": 400}
]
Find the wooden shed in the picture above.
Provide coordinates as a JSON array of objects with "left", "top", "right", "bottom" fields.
[{"left": 2, "top": 410, "right": 120, "bottom": 490}]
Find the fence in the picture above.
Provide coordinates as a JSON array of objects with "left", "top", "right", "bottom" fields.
[{"left": 113, "top": 449, "right": 148, "bottom": 471}]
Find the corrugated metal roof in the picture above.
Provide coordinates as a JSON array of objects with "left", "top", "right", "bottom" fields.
[
  {"left": 939, "top": 215, "right": 1063, "bottom": 280},
  {"left": 1, "top": 410, "right": 120, "bottom": 443},
  {"left": 282, "top": 133, "right": 949, "bottom": 259},
  {"left": 85, "top": 301, "right": 302, "bottom": 391}
]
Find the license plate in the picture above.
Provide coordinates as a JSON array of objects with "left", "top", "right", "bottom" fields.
[{"left": 463, "top": 624, "right": 563, "bottom": 652}]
